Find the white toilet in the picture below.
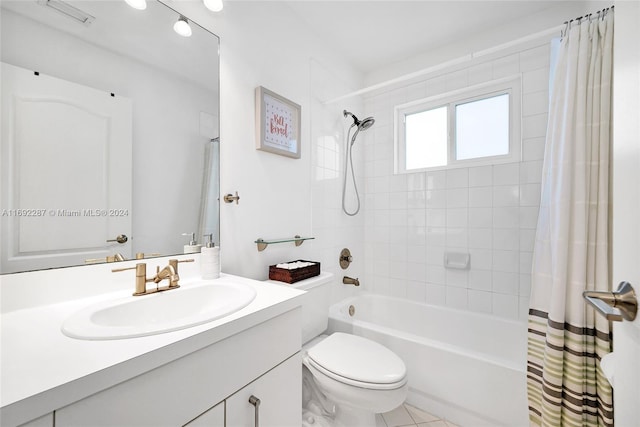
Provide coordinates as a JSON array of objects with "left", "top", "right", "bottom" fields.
[{"left": 270, "top": 272, "right": 407, "bottom": 426}]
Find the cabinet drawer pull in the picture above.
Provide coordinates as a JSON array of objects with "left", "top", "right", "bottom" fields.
[{"left": 248, "top": 395, "right": 261, "bottom": 427}]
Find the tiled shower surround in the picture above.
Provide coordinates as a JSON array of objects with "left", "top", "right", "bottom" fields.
[{"left": 361, "top": 44, "right": 551, "bottom": 320}]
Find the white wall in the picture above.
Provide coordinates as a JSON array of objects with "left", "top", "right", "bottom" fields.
[
  {"left": 173, "top": 1, "right": 609, "bottom": 307},
  {"left": 361, "top": 45, "right": 550, "bottom": 321},
  {"left": 366, "top": 1, "right": 613, "bottom": 88},
  {"left": 358, "top": 1, "right": 609, "bottom": 320},
  {"left": 8, "top": 0, "right": 604, "bottom": 301},
  {"left": 170, "top": 1, "right": 363, "bottom": 282},
  {"left": 310, "top": 59, "right": 366, "bottom": 303},
  {"left": 2, "top": 0, "right": 364, "bottom": 280}
]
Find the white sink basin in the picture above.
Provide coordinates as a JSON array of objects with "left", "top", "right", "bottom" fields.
[{"left": 61, "top": 282, "right": 257, "bottom": 340}]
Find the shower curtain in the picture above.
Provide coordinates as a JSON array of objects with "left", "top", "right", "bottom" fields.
[{"left": 527, "top": 10, "right": 614, "bottom": 427}]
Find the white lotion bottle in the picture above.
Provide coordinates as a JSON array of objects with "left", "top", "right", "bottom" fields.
[
  {"left": 182, "top": 232, "right": 202, "bottom": 254},
  {"left": 201, "top": 234, "right": 220, "bottom": 279}
]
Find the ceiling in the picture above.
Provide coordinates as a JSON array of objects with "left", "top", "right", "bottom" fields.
[{"left": 282, "top": 1, "right": 573, "bottom": 74}]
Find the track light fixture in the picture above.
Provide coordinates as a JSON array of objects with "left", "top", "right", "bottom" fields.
[{"left": 173, "top": 15, "right": 192, "bottom": 37}]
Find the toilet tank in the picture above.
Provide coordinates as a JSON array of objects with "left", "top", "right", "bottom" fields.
[{"left": 268, "top": 272, "right": 333, "bottom": 344}]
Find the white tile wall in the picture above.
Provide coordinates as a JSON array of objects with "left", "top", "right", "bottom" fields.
[
  {"left": 309, "top": 62, "right": 366, "bottom": 305},
  {"left": 363, "top": 44, "right": 550, "bottom": 320}
]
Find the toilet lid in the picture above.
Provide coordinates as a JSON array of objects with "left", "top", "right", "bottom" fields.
[{"left": 306, "top": 333, "right": 406, "bottom": 385}]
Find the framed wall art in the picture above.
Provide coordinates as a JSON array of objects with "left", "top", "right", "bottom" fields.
[{"left": 255, "top": 86, "right": 301, "bottom": 159}]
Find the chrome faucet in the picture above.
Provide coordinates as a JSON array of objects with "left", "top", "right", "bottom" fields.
[
  {"left": 343, "top": 276, "right": 360, "bottom": 286},
  {"left": 112, "top": 258, "right": 194, "bottom": 296}
]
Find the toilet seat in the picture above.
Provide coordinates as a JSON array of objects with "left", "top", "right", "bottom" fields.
[
  {"left": 305, "top": 333, "right": 407, "bottom": 390},
  {"left": 305, "top": 357, "right": 407, "bottom": 390}
]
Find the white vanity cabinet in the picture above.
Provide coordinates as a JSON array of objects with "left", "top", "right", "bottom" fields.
[
  {"left": 53, "top": 308, "right": 301, "bottom": 427},
  {"left": 184, "top": 402, "right": 225, "bottom": 427},
  {"left": 17, "top": 414, "right": 53, "bottom": 427},
  {"left": 224, "top": 353, "right": 301, "bottom": 427},
  {"left": 186, "top": 354, "right": 301, "bottom": 427}
]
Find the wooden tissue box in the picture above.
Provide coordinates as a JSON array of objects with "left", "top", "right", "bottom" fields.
[{"left": 268, "top": 260, "right": 321, "bottom": 284}]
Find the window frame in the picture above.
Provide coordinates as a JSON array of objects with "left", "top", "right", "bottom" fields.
[{"left": 394, "top": 75, "right": 522, "bottom": 174}]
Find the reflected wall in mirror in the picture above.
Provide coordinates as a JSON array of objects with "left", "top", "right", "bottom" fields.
[{"left": 0, "top": 0, "right": 220, "bottom": 274}]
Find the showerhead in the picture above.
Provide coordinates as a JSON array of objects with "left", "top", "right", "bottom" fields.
[
  {"left": 344, "top": 110, "right": 375, "bottom": 131},
  {"left": 358, "top": 116, "right": 375, "bottom": 131}
]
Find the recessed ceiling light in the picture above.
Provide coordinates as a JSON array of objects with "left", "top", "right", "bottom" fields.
[
  {"left": 173, "top": 16, "right": 192, "bottom": 37},
  {"left": 124, "top": 0, "right": 147, "bottom": 10},
  {"left": 203, "top": 0, "right": 223, "bottom": 12}
]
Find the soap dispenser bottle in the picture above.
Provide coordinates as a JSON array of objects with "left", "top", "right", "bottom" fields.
[
  {"left": 182, "top": 232, "right": 202, "bottom": 254},
  {"left": 201, "top": 234, "right": 220, "bottom": 279}
]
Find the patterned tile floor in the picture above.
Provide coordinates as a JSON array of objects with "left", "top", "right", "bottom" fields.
[{"left": 378, "top": 403, "right": 460, "bottom": 427}]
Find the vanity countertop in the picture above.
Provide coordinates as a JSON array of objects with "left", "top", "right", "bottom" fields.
[{"left": 0, "top": 269, "right": 304, "bottom": 426}]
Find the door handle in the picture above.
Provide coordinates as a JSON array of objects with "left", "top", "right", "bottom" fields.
[
  {"left": 224, "top": 191, "right": 240, "bottom": 204},
  {"left": 583, "top": 281, "right": 638, "bottom": 321},
  {"left": 106, "top": 234, "right": 128, "bottom": 244}
]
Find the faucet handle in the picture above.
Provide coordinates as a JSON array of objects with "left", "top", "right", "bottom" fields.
[
  {"left": 169, "top": 258, "right": 194, "bottom": 273},
  {"left": 112, "top": 263, "right": 146, "bottom": 275},
  {"left": 112, "top": 265, "right": 137, "bottom": 273},
  {"left": 171, "top": 258, "right": 195, "bottom": 264},
  {"left": 113, "top": 263, "right": 149, "bottom": 296}
]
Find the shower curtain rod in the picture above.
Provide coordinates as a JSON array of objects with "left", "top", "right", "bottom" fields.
[
  {"left": 323, "top": 5, "right": 613, "bottom": 105},
  {"left": 564, "top": 5, "right": 614, "bottom": 25},
  {"left": 322, "top": 24, "right": 561, "bottom": 104},
  {"left": 561, "top": 6, "right": 614, "bottom": 37}
]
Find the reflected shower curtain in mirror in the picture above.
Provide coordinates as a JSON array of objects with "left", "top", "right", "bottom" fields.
[
  {"left": 198, "top": 137, "right": 220, "bottom": 244},
  {"left": 527, "top": 10, "right": 614, "bottom": 427}
]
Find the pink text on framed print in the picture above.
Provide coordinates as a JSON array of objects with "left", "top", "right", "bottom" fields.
[{"left": 255, "top": 86, "right": 301, "bottom": 159}]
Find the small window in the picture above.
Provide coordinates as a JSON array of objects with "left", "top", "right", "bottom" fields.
[
  {"left": 395, "top": 77, "right": 521, "bottom": 173},
  {"left": 456, "top": 93, "right": 509, "bottom": 160},
  {"left": 405, "top": 106, "right": 447, "bottom": 169}
]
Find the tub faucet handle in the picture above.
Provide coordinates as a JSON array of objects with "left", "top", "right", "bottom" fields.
[
  {"left": 339, "top": 248, "right": 353, "bottom": 269},
  {"left": 343, "top": 276, "right": 359, "bottom": 286}
]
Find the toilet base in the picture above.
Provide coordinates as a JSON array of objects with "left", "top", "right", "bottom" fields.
[
  {"left": 302, "top": 388, "right": 377, "bottom": 427},
  {"left": 334, "top": 404, "right": 376, "bottom": 427},
  {"left": 302, "top": 365, "right": 389, "bottom": 427}
]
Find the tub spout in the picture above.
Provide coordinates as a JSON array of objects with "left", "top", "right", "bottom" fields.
[{"left": 343, "top": 276, "right": 360, "bottom": 286}]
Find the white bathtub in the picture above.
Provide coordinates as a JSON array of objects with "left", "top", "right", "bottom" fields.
[{"left": 328, "top": 294, "right": 529, "bottom": 427}]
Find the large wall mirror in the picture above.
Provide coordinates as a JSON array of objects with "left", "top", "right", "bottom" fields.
[{"left": 0, "top": 0, "right": 220, "bottom": 274}]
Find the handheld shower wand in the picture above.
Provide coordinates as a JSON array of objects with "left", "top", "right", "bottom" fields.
[{"left": 342, "top": 110, "right": 375, "bottom": 216}]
